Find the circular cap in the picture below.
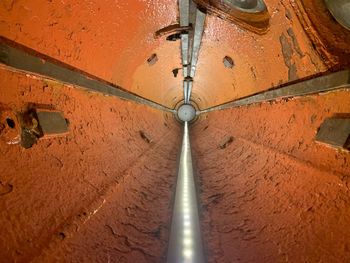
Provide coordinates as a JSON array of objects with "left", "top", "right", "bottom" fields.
[
  {"left": 325, "top": 0, "right": 350, "bottom": 30},
  {"left": 177, "top": 104, "right": 196, "bottom": 122}
]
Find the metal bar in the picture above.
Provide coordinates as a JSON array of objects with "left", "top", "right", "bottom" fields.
[
  {"left": 167, "top": 122, "right": 205, "bottom": 263},
  {"left": 0, "top": 41, "right": 176, "bottom": 113},
  {"left": 179, "top": 0, "right": 190, "bottom": 26},
  {"left": 184, "top": 80, "right": 189, "bottom": 103},
  {"left": 198, "top": 70, "right": 350, "bottom": 114},
  {"left": 186, "top": 0, "right": 198, "bottom": 77},
  {"left": 183, "top": 65, "right": 189, "bottom": 78},
  {"left": 181, "top": 34, "right": 190, "bottom": 69},
  {"left": 187, "top": 80, "right": 193, "bottom": 103},
  {"left": 189, "top": 9, "right": 205, "bottom": 78},
  {"left": 179, "top": 1, "right": 205, "bottom": 104},
  {"left": 180, "top": 0, "right": 190, "bottom": 70}
]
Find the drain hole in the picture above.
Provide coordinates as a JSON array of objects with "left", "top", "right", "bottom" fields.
[
  {"left": 147, "top": 54, "right": 158, "bottom": 66},
  {"left": 219, "top": 136, "right": 234, "bottom": 149},
  {"left": 139, "top": 131, "right": 151, "bottom": 144},
  {"left": 223, "top": 56, "right": 234, "bottom": 68},
  {"left": 172, "top": 68, "right": 179, "bottom": 78},
  {"left": 6, "top": 118, "right": 15, "bottom": 129}
]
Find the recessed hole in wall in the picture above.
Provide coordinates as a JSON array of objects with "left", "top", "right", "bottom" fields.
[
  {"left": 0, "top": 182, "right": 13, "bottom": 196},
  {"left": 139, "top": 131, "right": 152, "bottom": 144},
  {"left": 6, "top": 118, "right": 15, "bottom": 129},
  {"left": 172, "top": 68, "right": 179, "bottom": 78},
  {"left": 223, "top": 56, "right": 234, "bottom": 68},
  {"left": 58, "top": 232, "right": 66, "bottom": 240},
  {"left": 147, "top": 53, "right": 158, "bottom": 66},
  {"left": 219, "top": 136, "right": 234, "bottom": 149}
]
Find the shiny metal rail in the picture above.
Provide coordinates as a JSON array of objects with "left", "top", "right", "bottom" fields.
[{"left": 167, "top": 122, "right": 205, "bottom": 263}]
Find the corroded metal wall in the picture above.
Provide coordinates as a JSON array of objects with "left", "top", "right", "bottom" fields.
[
  {"left": 191, "top": 90, "right": 350, "bottom": 262},
  {"left": 0, "top": 66, "right": 181, "bottom": 262},
  {"left": 1, "top": 0, "right": 346, "bottom": 109},
  {"left": 1, "top": 0, "right": 350, "bottom": 262},
  {"left": 0, "top": 0, "right": 182, "bottom": 108}
]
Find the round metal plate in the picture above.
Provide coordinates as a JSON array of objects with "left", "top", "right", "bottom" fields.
[
  {"left": 177, "top": 104, "right": 196, "bottom": 122},
  {"left": 325, "top": 0, "right": 350, "bottom": 30}
]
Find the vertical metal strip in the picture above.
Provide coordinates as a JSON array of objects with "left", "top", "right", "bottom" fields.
[
  {"left": 190, "top": 9, "right": 205, "bottom": 78},
  {"left": 179, "top": 0, "right": 191, "bottom": 95},
  {"left": 179, "top": 0, "right": 190, "bottom": 26},
  {"left": 181, "top": 34, "right": 189, "bottom": 70},
  {"left": 187, "top": 80, "right": 193, "bottom": 103},
  {"left": 180, "top": 0, "right": 189, "bottom": 67},
  {"left": 184, "top": 80, "right": 189, "bottom": 103}
]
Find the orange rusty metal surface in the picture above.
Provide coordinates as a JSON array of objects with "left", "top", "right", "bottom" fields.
[
  {"left": 1, "top": 0, "right": 350, "bottom": 262},
  {"left": 191, "top": 90, "right": 350, "bottom": 262},
  {"left": 0, "top": 66, "right": 181, "bottom": 262},
  {"left": 192, "top": 0, "right": 330, "bottom": 108},
  {"left": 2, "top": 0, "right": 349, "bottom": 109},
  {"left": 0, "top": 0, "right": 183, "bottom": 108},
  {"left": 292, "top": 0, "right": 350, "bottom": 68},
  {"left": 36, "top": 132, "right": 180, "bottom": 262}
]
